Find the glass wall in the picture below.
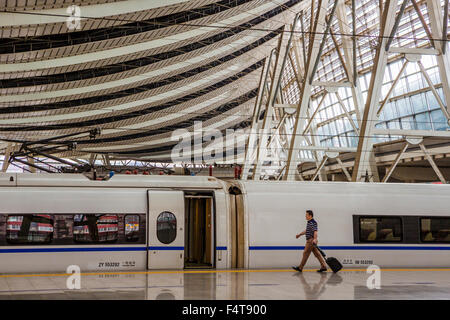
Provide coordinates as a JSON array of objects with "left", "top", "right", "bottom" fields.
[{"left": 281, "top": 0, "right": 450, "bottom": 157}]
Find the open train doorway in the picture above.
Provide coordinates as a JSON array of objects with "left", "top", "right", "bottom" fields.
[{"left": 184, "top": 192, "right": 215, "bottom": 269}]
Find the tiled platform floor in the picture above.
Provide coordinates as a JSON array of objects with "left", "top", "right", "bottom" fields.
[{"left": 0, "top": 269, "right": 449, "bottom": 300}]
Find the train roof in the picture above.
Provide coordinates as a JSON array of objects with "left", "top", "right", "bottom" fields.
[
  {"left": 0, "top": 173, "right": 224, "bottom": 189},
  {"left": 0, "top": 173, "right": 447, "bottom": 192}
]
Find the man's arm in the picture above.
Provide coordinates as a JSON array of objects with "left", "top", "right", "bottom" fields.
[
  {"left": 296, "top": 230, "right": 306, "bottom": 239},
  {"left": 313, "top": 230, "right": 318, "bottom": 244}
]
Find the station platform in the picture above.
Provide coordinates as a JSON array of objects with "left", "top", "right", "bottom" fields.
[{"left": 0, "top": 268, "right": 449, "bottom": 300}]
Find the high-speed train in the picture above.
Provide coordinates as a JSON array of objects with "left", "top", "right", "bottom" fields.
[{"left": 0, "top": 173, "right": 448, "bottom": 273}]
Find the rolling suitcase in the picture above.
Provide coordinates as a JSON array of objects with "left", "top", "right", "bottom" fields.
[{"left": 315, "top": 245, "right": 342, "bottom": 273}]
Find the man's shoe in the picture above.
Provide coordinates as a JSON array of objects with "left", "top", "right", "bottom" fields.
[
  {"left": 292, "top": 266, "right": 302, "bottom": 272},
  {"left": 317, "top": 267, "right": 327, "bottom": 273}
]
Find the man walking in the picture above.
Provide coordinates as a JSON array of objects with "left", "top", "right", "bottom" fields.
[{"left": 292, "top": 210, "right": 327, "bottom": 272}]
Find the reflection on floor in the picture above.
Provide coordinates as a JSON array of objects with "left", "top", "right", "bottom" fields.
[{"left": 0, "top": 269, "right": 450, "bottom": 300}]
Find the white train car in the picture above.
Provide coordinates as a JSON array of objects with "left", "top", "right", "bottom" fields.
[
  {"left": 0, "top": 173, "right": 230, "bottom": 273},
  {"left": 0, "top": 173, "right": 448, "bottom": 273},
  {"left": 238, "top": 181, "right": 450, "bottom": 269}
]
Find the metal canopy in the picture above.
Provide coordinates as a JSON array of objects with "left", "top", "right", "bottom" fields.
[{"left": 0, "top": 0, "right": 306, "bottom": 167}]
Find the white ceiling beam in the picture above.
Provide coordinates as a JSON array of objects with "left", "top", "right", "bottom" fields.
[
  {"left": 0, "top": 0, "right": 190, "bottom": 27},
  {"left": 0, "top": 3, "right": 276, "bottom": 73},
  {"left": 388, "top": 47, "right": 440, "bottom": 55},
  {"left": 312, "top": 81, "right": 353, "bottom": 88},
  {"left": 79, "top": 107, "right": 253, "bottom": 152},
  {"left": 373, "top": 128, "right": 450, "bottom": 138},
  {"left": 0, "top": 65, "right": 245, "bottom": 124},
  {"left": 0, "top": 36, "right": 261, "bottom": 102}
]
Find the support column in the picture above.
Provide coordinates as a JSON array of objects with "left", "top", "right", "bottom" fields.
[
  {"left": 426, "top": 0, "right": 450, "bottom": 118},
  {"left": 311, "top": 155, "right": 328, "bottom": 181},
  {"left": 284, "top": 0, "right": 330, "bottom": 181},
  {"left": 102, "top": 154, "right": 111, "bottom": 167},
  {"left": 27, "top": 156, "right": 37, "bottom": 173},
  {"left": 336, "top": 157, "right": 352, "bottom": 181},
  {"left": 419, "top": 143, "right": 447, "bottom": 183},
  {"left": 382, "top": 142, "right": 409, "bottom": 182},
  {"left": 336, "top": 0, "right": 364, "bottom": 125},
  {"left": 290, "top": 33, "right": 327, "bottom": 181},
  {"left": 2, "top": 143, "right": 13, "bottom": 172},
  {"left": 352, "top": 0, "right": 398, "bottom": 182},
  {"left": 241, "top": 55, "right": 272, "bottom": 180},
  {"left": 253, "top": 29, "right": 289, "bottom": 180},
  {"left": 89, "top": 153, "right": 97, "bottom": 166}
]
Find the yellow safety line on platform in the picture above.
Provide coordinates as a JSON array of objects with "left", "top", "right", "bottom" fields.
[{"left": 1, "top": 268, "right": 450, "bottom": 278}]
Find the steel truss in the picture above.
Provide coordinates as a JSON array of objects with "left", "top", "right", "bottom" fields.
[{"left": 242, "top": 0, "right": 450, "bottom": 183}]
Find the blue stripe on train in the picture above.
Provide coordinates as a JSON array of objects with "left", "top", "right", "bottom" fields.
[
  {"left": 148, "top": 246, "right": 228, "bottom": 250},
  {"left": 4, "top": 245, "right": 449, "bottom": 253},
  {"left": 0, "top": 247, "right": 147, "bottom": 253},
  {"left": 148, "top": 246, "right": 184, "bottom": 250},
  {"left": 249, "top": 246, "right": 450, "bottom": 250},
  {"left": 0, "top": 246, "right": 228, "bottom": 253}
]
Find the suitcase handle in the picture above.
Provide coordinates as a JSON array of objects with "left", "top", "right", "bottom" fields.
[{"left": 314, "top": 244, "right": 327, "bottom": 258}]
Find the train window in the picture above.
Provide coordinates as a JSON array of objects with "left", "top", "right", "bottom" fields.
[
  {"left": 157, "top": 211, "right": 177, "bottom": 244},
  {"left": 6, "top": 215, "right": 54, "bottom": 244},
  {"left": 420, "top": 218, "right": 450, "bottom": 243},
  {"left": 359, "top": 217, "right": 402, "bottom": 242},
  {"left": 125, "top": 215, "right": 140, "bottom": 242},
  {"left": 73, "top": 214, "right": 118, "bottom": 243}
]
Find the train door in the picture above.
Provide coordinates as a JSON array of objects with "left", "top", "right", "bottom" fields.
[
  {"left": 229, "top": 186, "right": 245, "bottom": 268},
  {"left": 184, "top": 193, "right": 215, "bottom": 268},
  {"left": 147, "top": 190, "right": 185, "bottom": 269}
]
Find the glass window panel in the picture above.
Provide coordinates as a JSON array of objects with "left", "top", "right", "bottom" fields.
[
  {"left": 396, "top": 98, "right": 412, "bottom": 117},
  {"left": 421, "top": 218, "right": 450, "bottom": 243},
  {"left": 405, "top": 60, "right": 419, "bottom": 74},
  {"left": 329, "top": 122, "right": 337, "bottom": 136},
  {"left": 383, "top": 102, "right": 396, "bottom": 120},
  {"left": 381, "top": 83, "right": 391, "bottom": 97},
  {"left": 343, "top": 118, "right": 352, "bottom": 131},
  {"left": 157, "top": 211, "right": 177, "bottom": 244},
  {"left": 331, "top": 136, "right": 340, "bottom": 147},
  {"left": 389, "top": 60, "right": 401, "bottom": 75},
  {"left": 359, "top": 217, "right": 402, "bottom": 242},
  {"left": 317, "top": 126, "right": 324, "bottom": 138},
  {"left": 336, "top": 119, "right": 344, "bottom": 134},
  {"left": 406, "top": 73, "right": 422, "bottom": 92},
  {"left": 333, "top": 103, "right": 341, "bottom": 116},
  {"left": 322, "top": 124, "right": 330, "bottom": 136},
  {"left": 349, "top": 134, "right": 358, "bottom": 147},
  {"left": 410, "top": 93, "right": 427, "bottom": 113},
  {"left": 415, "top": 113, "right": 432, "bottom": 130},
  {"left": 400, "top": 116, "right": 414, "bottom": 130},
  {"left": 326, "top": 107, "right": 334, "bottom": 119},
  {"left": 430, "top": 110, "right": 448, "bottom": 131},
  {"left": 388, "top": 120, "right": 401, "bottom": 129},
  {"left": 125, "top": 215, "right": 140, "bottom": 242},
  {"left": 421, "top": 54, "right": 436, "bottom": 68},
  {"left": 394, "top": 78, "right": 407, "bottom": 96},
  {"left": 6, "top": 215, "right": 54, "bottom": 244},
  {"left": 73, "top": 214, "right": 118, "bottom": 243},
  {"left": 428, "top": 67, "right": 440, "bottom": 85},
  {"left": 339, "top": 135, "right": 348, "bottom": 147}
]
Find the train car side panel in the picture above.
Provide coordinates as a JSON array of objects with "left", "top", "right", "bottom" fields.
[{"left": 239, "top": 182, "right": 450, "bottom": 268}]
